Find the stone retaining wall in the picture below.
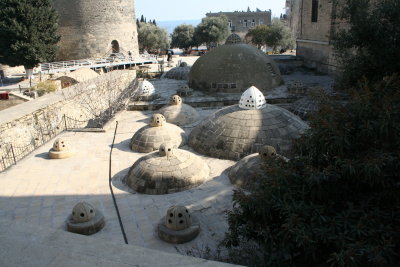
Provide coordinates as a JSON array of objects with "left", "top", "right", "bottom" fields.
[{"left": 0, "top": 70, "right": 136, "bottom": 164}]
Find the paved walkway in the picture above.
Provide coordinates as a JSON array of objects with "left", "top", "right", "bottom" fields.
[{"left": 0, "top": 108, "right": 236, "bottom": 257}]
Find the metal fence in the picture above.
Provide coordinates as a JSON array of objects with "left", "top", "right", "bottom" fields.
[{"left": 0, "top": 114, "right": 100, "bottom": 173}]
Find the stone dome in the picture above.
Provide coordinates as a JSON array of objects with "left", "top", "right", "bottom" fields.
[
  {"left": 130, "top": 114, "right": 186, "bottom": 153},
  {"left": 189, "top": 87, "right": 308, "bottom": 160},
  {"left": 125, "top": 144, "right": 209, "bottom": 194},
  {"left": 49, "top": 138, "right": 74, "bottom": 159},
  {"left": 228, "top": 145, "right": 280, "bottom": 189},
  {"left": 139, "top": 80, "right": 155, "bottom": 95},
  {"left": 159, "top": 95, "right": 200, "bottom": 126},
  {"left": 164, "top": 66, "right": 191, "bottom": 80},
  {"left": 133, "top": 79, "right": 159, "bottom": 101},
  {"left": 188, "top": 38, "right": 283, "bottom": 93},
  {"left": 71, "top": 202, "right": 95, "bottom": 223},
  {"left": 158, "top": 205, "right": 200, "bottom": 244},
  {"left": 66, "top": 202, "right": 105, "bottom": 235},
  {"left": 225, "top": 33, "right": 242, "bottom": 44}
]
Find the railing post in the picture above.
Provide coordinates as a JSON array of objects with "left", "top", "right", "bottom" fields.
[
  {"left": 63, "top": 114, "right": 68, "bottom": 131},
  {"left": 10, "top": 144, "right": 16, "bottom": 165}
]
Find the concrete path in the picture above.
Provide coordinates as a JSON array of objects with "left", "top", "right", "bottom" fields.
[{"left": 0, "top": 108, "right": 236, "bottom": 258}]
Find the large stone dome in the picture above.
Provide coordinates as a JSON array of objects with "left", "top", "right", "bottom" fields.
[
  {"left": 125, "top": 144, "right": 209, "bottom": 195},
  {"left": 188, "top": 35, "right": 283, "bottom": 93},
  {"left": 189, "top": 86, "right": 308, "bottom": 160}
]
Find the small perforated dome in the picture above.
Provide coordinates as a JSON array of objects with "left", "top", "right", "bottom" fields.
[
  {"left": 239, "top": 86, "right": 267, "bottom": 110},
  {"left": 225, "top": 33, "right": 242, "bottom": 44},
  {"left": 170, "top": 95, "right": 182, "bottom": 105},
  {"left": 72, "top": 202, "right": 95, "bottom": 223},
  {"left": 259, "top": 145, "right": 277, "bottom": 161},
  {"left": 151, "top": 114, "right": 167, "bottom": 127},
  {"left": 165, "top": 206, "right": 192, "bottom": 231},
  {"left": 52, "top": 138, "right": 70, "bottom": 152},
  {"left": 139, "top": 80, "right": 155, "bottom": 96}
]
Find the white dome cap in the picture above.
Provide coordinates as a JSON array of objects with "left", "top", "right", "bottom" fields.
[
  {"left": 239, "top": 86, "right": 267, "bottom": 110},
  {"left": 139, "top": 80, "right": 155, "bottom": 96}
]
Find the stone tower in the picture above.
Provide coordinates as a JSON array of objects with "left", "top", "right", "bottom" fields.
[{"left": 53, "top": 0, "right": 139, "bottom": 60}]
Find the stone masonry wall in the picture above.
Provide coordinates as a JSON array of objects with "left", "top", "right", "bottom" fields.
[
  {"left": 206, "top": 11, "right": 271, "bottom": 37},
  {"left": 53, "top": 0, "right": 139, "bottom": 60},
  {"left": 0, "top": 70, "right": 136, "bottom": 163}
]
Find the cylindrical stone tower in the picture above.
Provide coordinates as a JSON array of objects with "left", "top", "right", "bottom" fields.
[{"left": 53, "top": 0, "right": 139, "bottom": 60}]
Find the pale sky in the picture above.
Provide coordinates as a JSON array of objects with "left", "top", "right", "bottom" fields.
[{"left": 135, "top": 0, "right": 287, "bottom": 21}]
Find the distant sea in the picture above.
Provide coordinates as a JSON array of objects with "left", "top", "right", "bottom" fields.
[{"left": 157, "top": 20, "right": 201, "bottom": 34}]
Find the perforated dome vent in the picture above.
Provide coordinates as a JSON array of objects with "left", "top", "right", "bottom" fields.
[
  {"left": 225, "top": 33, "right": 242, "bottom": 45},
  {"left": 239, "top": 86, "right": 267, "bottom": 110},
  {"left": 139, "top": 80, "right": 155, "bottom": 96}
]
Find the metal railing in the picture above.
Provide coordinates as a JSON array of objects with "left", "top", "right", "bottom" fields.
[
  {"left": 40, "top": 54, "right": 158, "bottom": 74},
  {"left": 0, "top": 114, "right": 106, "bottom": 172}
]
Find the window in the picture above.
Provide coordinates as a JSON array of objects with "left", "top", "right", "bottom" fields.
[
  {"left": 243, "top": 19, "right": 248, "bottom": 27},
  {"left": 311, "top": 0, "right": 319, "bottom": 22},
  {"left": 251, "top": 19, "right": 255, "bottom": 27},
  {"left": 228, "top": 20, "right": 232, "bottom": 28}
]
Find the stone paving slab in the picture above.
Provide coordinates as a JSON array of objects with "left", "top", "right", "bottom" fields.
[
  {"left": 0, "top": 221, "right": 239, "bottom": 267},
  {"left": 0, "top": 108, "right": 236, "bottom": 259}
]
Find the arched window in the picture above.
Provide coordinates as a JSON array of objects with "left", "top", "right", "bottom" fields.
[{"left": 111, "top": 40, "right": 120, "bottom": 53}]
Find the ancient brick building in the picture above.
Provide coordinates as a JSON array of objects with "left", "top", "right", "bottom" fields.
[
  {"left": 286, "top": 0, "right": 347, "bottom": 73},
  {"left": 206, "top": 9, "right": 272, "bottom": 38},
  {"left": 52, "top": 0, "right": 139, "bottom": 61}
]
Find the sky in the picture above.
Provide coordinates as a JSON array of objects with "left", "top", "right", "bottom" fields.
[{"left": 135, "top": 0, "right": 287, "bottom": 21}]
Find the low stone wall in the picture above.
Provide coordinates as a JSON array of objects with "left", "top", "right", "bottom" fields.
[{"left": 0, "top": 70, "right": 136, "bottom": 170}]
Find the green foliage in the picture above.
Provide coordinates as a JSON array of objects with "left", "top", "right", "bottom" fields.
[
  {"left": 193, "top": 16, "right": 230, "bottom": 46},
  {"left": 223, "top": 75, "right": 400, "bottom": 266},
  {"left": 171, "top": 24, "right": 195, "bottom": 49},
  {"left": 137, "top": 22, "right": 169, "bottom": 51},
  {"left": 333, "top": 0, "right": 400, "bottom": 87},
  {"left": 246, "top": 19, "right": 295, "bottom": 52},
  {"left": 35, "top": 80, "right": 57, "bottom": 96},
  {"left": 0, "top": 0, "right": 60, "bottom": 68}
]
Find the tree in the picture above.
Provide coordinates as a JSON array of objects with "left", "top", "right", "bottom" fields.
[
  {"left": 333, "top": 0, "right": 400, "bottom": 87},
  {"left": 193, "top": 16, "right": 230, "bottom": 47},
  {"left": 223, "top": 1, "right": 400, "bottom": 266},
  {"left": 152, "top": 19, "right": 157, "bottom": 26},
  {"left": 171, "top": 24, "right": 195, "bottom": 49},
  {"left": 137, "top": 22, "right": 169, "bottom": 51},
  {"left": 0, "top": 0, "right": 60, "bottom": 69},
  {"left": 246, "top": 19, "right": 295, "bottom": 52},
  {"left": 140, "top": 14, "right": 145, "bottom": 23}
]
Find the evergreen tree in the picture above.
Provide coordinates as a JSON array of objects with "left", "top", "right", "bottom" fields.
[
  {"left": 140, "top": 14, "right": 145, "bottom": 23},
  {"left": 334, "top": 0, "right": 400, "bottom": 87},
  {"left": 171, "top": 24, "right": 195, "bottom": 49},
  {"left": 0, "top": 0, "right": 60, "bottom": 68},
  {"left": 137, "top": 22, "right": 169, "bottom": 51},
  {"left": 193, "top": 16, "right": 230, "bottom": 47},
  {"left": 223, "top": 1, "right": 400, "bottom": 266},
  {"left": 152, "top": 19, "right": 156, "bottom": 26}
]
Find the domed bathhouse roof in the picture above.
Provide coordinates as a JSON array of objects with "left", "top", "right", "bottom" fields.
[
  {"left": 133, "top": 79, "right": 159, "bottom": 101},
  {"left": 228, "top": 145, "right": 283, "bottom": 189},
  {"left": 188, "top": 34, "right": 283, "bottom": 93},
  {"left": 124, "top": 143, "right": 209, "bottom": 195},
  {"left": 130, "top": 114, "right": 186, "bottom": 153},
  {"left": 188, "top": 86, "right": 308, "bottom": 160},
  {"left": 159, "top": 95, "right": 200, "bottom": 126},
  {"left": 164, "top": 66, "right": 191, "bottom": 80}
]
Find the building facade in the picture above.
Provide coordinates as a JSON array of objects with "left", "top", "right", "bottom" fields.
[
  {"left": 206, "top": 9, "right": 272, "bottom": 38},
  {"left": 286, "top": 0, "right": 347, "bottom": 73},
  {"left": 52, "top": 0, "right": 139, "bottom": 61}
]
